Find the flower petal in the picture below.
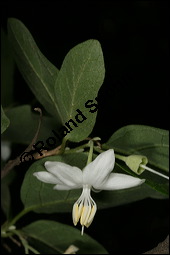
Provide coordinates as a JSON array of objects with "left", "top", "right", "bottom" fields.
[
  {"left": 83, "top": 149, "right": 115, "bottom": 186},
  {"left": 33, "top": 171, "right": 62, "bottom": 184},
  {"left": 45, "top": 161, "right": 83, "bottom": 187},
  {"left": 98, "top": 173, "right": 145, "bottom": 190}
]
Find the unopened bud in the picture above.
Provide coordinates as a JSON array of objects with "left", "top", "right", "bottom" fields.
[{"left": 125, "top": 155, "right": 148, "bottom": 174}]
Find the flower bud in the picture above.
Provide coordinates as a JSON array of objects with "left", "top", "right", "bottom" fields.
[{"left": 125, "top": 155, "right": 148, "bottom": 174}]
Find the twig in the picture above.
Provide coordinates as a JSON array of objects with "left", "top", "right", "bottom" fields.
[
  {"left": 1, "top": 108, "right": 42, "bottom": 179},
  {"left": 33, "top": 145, "right": 62, "bottom": 159},
  {"left": 9, "top": 235, "right": 21, "bottom": 247}
]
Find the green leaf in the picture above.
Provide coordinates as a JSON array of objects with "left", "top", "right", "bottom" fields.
[
  {"left": 104, "top": 125, "right": 169, "bottom": 172},
  {"left": 1, "top": 171, "right": 15, "bottom": 219},
  {"left": 1, "top": 106, "right": 10, "bottom": 134},
  {"left": 114, "top": 161, "right": 169, "bottom": 198},
  {"left": 1, "top": 29, "right": 15, "bottom": 107},
  {"left": 7, "top": 18, "right": 105, "bottom": 141},
  {"left": 55, "top": 39, "right": 105, "bottom": 142},
  {"left": 21, "top": 152, "right": 166, "bottom": 215},
  {"left": 7, "top": 18, "right": 62, "bottom": 122},
  {"left": 21, "top": 220, "right": 108, "bottom": 254},
  {"left": 2, "top": 105, "right": 59, "bottom": 145}
]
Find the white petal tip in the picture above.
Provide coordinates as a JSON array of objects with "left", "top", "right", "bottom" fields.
[
  {"left": 44, "top": 161, "right": 50, "bottom": 167},
  {"left": 140, "top": 179, "right": 146, "bottom": 184}
]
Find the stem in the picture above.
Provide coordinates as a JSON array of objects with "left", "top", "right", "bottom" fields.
[
  {"left": 1, "top": 231, "right": 14, "bottom": 238},
  {"left": 64, "top": 143, "right": 89, "bottom": 154},
  {"left": 11, "top": 229, "right": 40, "bottom": 254},
  {"left": 93, "top": 146, "right": 103, "bottom": 154},
  {"left": 140, "top": 164, "right": 169, "bottom": 180},
  {"left": 86, "top": 140, "right": 94, "bottom": 165},
  {"left": 3, "top": 207, "right": 33, "bottom": 231},
  {"left": 115, "top": 153, "right": 127, "bottom": 162},
  {"left": 11, "top": 209, "right": 30, "bottom": 226},
  {"left": 27, "top": 245, "right": 40, "bottom": 254},
  {"left": 60, "top": 136, "right": 68, "bottom": 154}
]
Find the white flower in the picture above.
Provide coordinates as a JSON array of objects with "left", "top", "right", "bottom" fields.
[{"left": 33, "top": 149, "right": 145, "bottom": 235}]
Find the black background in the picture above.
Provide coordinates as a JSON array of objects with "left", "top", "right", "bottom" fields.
[{"left": 1, "top": 1, "right": 169, "bottom": 254}]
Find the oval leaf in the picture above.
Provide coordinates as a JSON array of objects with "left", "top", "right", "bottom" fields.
[
  {"left": 7, "top": 18, "right": 62, "bottom": 122},
  {"left": 55, "top": 39, "right": 105, "bottom": 142},
  {"left": 104, "top": 125, "right": 169, "bottom": 172},
  {"left": 21, "top": 220, "right": 108, "bottom": 254}
]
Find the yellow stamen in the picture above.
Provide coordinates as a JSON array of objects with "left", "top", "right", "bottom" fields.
[
  {"left": 85, "top": 205, "right": 97, "bottom": 227},
  {"left": 80, "top": 204, "right": 92, "bottom": 226},
  {"left": 72, "top": 203, "right": 79, "bottom": 226},
  {"left": 72, "top": 185, "right": 97, "bottom": 235}
]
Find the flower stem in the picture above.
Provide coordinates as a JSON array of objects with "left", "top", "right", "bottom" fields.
[
  {"left": 115, "top": 153, "right": 127, "bottom": 162},
  {"left": 87, "top": 140, "right": 94, "bottom": 165}
]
